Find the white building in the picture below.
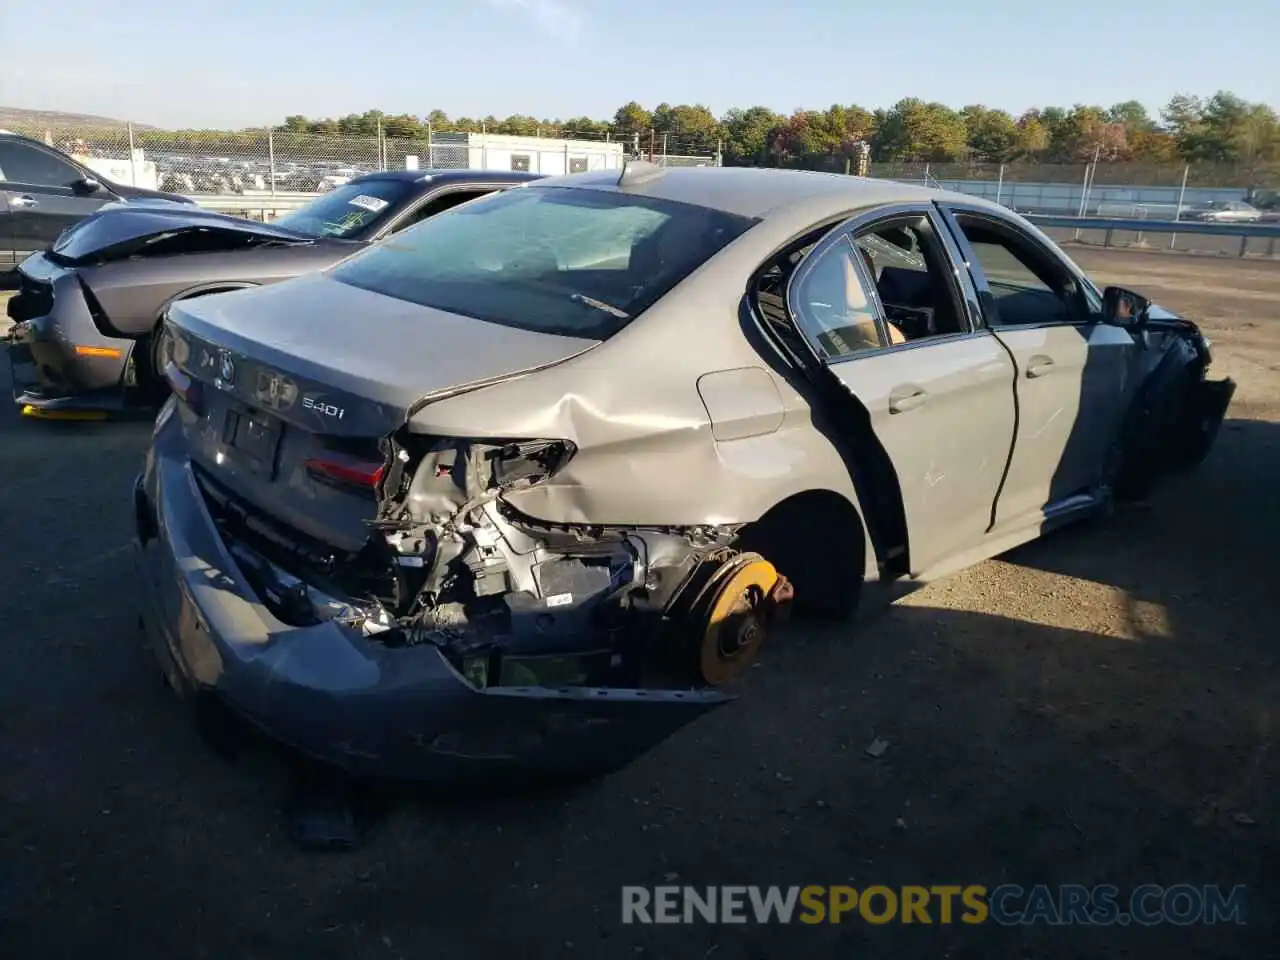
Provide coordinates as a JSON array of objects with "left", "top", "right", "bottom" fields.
[{"left": 417, "top": 133, "right": 626, "bottom": 176}]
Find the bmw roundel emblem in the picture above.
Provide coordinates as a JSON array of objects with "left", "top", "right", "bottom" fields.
[{"left": 218, "top": 351, "right": 235, "bottom": 385}]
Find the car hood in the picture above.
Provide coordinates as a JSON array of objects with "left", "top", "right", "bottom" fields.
[{"left": 49, "top": 203, "right": 314, "bottom": 266}]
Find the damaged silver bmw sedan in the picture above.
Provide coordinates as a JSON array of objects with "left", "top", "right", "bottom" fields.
[{"left": 133, "top": 164, "right": 1235, "bottom": 781}]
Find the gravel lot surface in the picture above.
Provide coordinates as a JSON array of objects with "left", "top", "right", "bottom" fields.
[{"left": 1, "top": 248, "right": 1277, "bottom": 958}]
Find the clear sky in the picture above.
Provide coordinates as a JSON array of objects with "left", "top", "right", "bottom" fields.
[{"left": 1, "top": 0, "right": 1274, "bottom": 129}]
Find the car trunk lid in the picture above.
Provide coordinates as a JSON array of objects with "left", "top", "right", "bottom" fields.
[{"left": 164, "top": 273, "right": 598, "bottom": 553}]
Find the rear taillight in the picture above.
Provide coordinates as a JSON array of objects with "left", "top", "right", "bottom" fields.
[{"left": 304, "top": 457, "right": 385, "bottom": 493}]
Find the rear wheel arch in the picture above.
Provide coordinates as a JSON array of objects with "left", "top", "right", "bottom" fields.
[{"left": 735, "top": 488, "right": 869, "bottom": 620}]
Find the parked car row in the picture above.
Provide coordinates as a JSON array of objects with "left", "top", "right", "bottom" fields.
[
  {"left": 8, "top": 162, "right": 1236, "bottom": 785},
  {"left": 153, "top": 159, "right": 394, "bottom": 196}
]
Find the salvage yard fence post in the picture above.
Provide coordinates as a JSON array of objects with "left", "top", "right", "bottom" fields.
[
  {"left": 1170, "top": 164, "right": 1189, "bottom": 250},
  {"left": 127, "top": 122, "right": 138, "bottom": 187},
  {"left": 267, "top": 128, "right": 276, "bottom": 197}
]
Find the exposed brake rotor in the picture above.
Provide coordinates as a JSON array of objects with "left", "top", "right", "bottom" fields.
[{"left": 686, "top": 552, "right": 794, "bottom": 686}]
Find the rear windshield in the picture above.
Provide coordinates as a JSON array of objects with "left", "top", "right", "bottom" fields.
[
  {"left": 329, "top": 185, "right": 757, "bottom": 339},
  {"left": 274, "top": 179, "right": 413, "bottom": 239}
]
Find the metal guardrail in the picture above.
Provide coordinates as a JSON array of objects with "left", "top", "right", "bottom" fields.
[
  {"left": 1025, "top": 214, "right": 1280, "bottom": 258},
  {"left": 1025, "top": 214, "right": 1280, "bottom": 237},
  {"left": 189, "top": 193, "right": 317, "bottom": 217}
]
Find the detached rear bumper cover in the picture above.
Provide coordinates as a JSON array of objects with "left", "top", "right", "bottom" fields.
[{"left": 133, "top": 425, "right": 728, "bottom": 781}]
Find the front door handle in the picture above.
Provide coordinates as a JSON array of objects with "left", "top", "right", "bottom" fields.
[
  {"left": 9, "top": 195, "right": 39, "bottom": 209},
  {"left": 888, "top": 385, "right": 928, "bottom": 414},
  {"left": 1026, "top": 355, "right": 1055, "bottom": 378}
]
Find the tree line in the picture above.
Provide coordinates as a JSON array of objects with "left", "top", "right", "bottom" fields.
[{"left": 268, "top": 92, "right": 1280, "bottom": 170}]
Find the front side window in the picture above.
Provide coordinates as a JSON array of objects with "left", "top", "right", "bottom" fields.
[
  {"left": 0, "top": 142, "right": 82, "bottom": 187},
  {"left": 330, "top": 185, "right": 756, "bottom": 339},
  {"left": 952, "top": 215, "right": 1086, "bottom": 326},
  {"left": 274, "top": 179, "right": 414, "bottom": 239}
]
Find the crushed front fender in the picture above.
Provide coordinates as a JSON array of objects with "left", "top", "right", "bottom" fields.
[{"left": 1170, "top": 375, "right": 1236, "bottom": 470}]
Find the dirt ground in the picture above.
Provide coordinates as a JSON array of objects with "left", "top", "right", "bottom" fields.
[{"left": 0, "top": 248, "right": 1277, "bottom": 958}]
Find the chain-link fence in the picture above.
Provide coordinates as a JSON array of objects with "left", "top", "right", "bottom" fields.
[
  {"left": 5, "top": 121, "right": 718, "bottom": 195},
  {"left": 7, "top": 119, "right": 1272, "bottom": 213}
]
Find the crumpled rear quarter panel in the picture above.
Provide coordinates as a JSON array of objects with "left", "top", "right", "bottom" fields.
[{"left": 405, "top": 237, "right": 868, "bottom": 533}]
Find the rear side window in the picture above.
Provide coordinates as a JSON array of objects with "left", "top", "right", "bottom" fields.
[{"left": 330, "top": 185, "right": 757, "bottom": 340}]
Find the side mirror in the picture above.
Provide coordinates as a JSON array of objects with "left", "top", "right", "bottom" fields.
[
  {"left": 72, "top": 176, "right": 103, "bottom": 195},
  {"left": 1102, "top": 285, "right": 1150, "bottom": 328}
]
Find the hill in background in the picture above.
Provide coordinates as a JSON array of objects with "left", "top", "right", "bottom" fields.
[{"left": 0, "top": 106, "right": 157, "bottom": 131}]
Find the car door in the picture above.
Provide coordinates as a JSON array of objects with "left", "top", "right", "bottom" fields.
[
  {"left": 936, "top": 203, "right": 1133, "bottom": 531},
  {"left": 785, "top": 204, "right": 1018, "bottom": 577},
  {"left": 0, "top": 139, "right": 118, "bottom": 259}
]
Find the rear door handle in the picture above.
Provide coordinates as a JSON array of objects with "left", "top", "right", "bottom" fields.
[
  {"left": 9, "top": 195, "right": 39, "bottom": 209},
  {"left": 1026, "top": 355, "right": 1055, "bottom": 378},
  {"left": 888, "top": 385, "right": 928, "bottom": 414}
]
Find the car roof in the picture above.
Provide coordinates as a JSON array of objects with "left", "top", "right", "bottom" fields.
[
  {"left": 349, "top": 169, "right": 543, "bottom": 186},
  {"left": 526, "top": 165, "right": 993, "bottom": 220},
  {"left": 0, "top": 130, "right": 54, "bottom": 146}
]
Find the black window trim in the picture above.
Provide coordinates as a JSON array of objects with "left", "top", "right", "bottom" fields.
[
  {"left": 785, "top": 202, "right": 989, "bottom": 366},
  {"left": 373, "top": 181, "right": 518, "bottom": 238},
  {"left": 935, "top": 201, "right": 1102, "bottom": 330}
]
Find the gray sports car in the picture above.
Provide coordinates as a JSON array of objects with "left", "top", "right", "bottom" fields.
[
  {"left": 134, "top": 164, "right": 1235, "bottom": 782},
  {"left": 7, "top": 169, "right": 539, "bottom": 418}
]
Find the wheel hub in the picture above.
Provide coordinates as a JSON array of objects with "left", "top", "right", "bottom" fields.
[{"left": 688, "top": 553, "right": 794, "bottom": 686}]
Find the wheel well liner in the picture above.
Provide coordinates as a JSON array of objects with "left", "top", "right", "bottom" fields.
[{"left": 736, "top": 488, "right": 868, "bottom": 615}]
